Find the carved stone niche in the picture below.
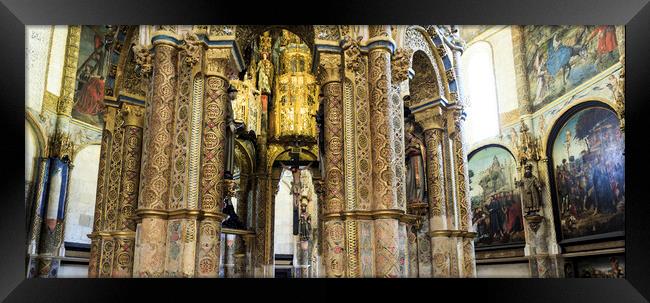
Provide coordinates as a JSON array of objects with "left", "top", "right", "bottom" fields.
[{"left": 409, "top": 50, "right": 440, "bottom": 109}]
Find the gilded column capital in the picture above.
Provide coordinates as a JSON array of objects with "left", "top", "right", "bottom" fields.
[
  {"left": 317, "top": 53, "right": 342, "bottom": 85},
  {"left": 447, "top": 105, "right": 466, "bottom": 136},
  {"left": 413, "top": 105, "right": 446, "bottom": 131},
  {"left": 103, "top": 106, "right": 119, "bottom": 134},
  {"left": 49, "top": 132, "right": 75, "bottom": 160},
  {"left": 121, "top": 103, "right": 145, "bottom": 128},
  {"left": 203, "top": 48, "right": 232, "bottom": 79}
]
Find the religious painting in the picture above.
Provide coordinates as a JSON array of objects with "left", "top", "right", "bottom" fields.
[
  {"left": 468, "top": 146, "right": 524, "bottom": 248},
  {"left": 550, "top": 106, "right": 624, "bottom": 241},
  {"left": 525, "top": 26, "right": 621, "bottom": 110},
  {"left": 566, "top": 254, "right": 625, "bottom": 278},
  {"left": 71, "top": 25, "right": 111, "bottom": 128}
]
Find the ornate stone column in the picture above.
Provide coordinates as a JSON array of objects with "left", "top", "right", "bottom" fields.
[
  {"left": 110, "top": 103, "right": 144, "bottom": 277},
  {"left": 448, "top": 107, "right": 476, "bottom": 278},
  {"left": 195, "top": 47, "right": 231, "bottom": 278},
  {"left": 163, "top": 33, "right": 204, "bottom": 278},
  {"left": 133, "top": 34, "right": 179, "bottom": 278},
  {"left": 26, "top": 157, "right": 50, "bottom": 277},
  {"left": 318, "top": 52, "right": 347, "bottom": 278},
  {"left": 367, "top": 25, "right": 403, "bottom": 278},
  {"left": 88, "top": 106, "right": 117, "bottom": 278},
  {"left": 252, "top": 136, "right": 269, "bottom": 277},
  {"left": 415, "top": 106, "right": 453, "bottom": 277}
]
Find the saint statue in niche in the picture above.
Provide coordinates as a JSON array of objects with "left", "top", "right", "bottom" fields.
[
  {"left": 517, "top": 163, "right": 544, "bottom": 215},
  {"left": 224, "top": 85, "right": 239, "bottom": 178},
  {"left": 404, "top": 122, "right": 426, "bottom": 204},
  {"left": 298, "top": 196, "right": 312, "bottom": 242}
]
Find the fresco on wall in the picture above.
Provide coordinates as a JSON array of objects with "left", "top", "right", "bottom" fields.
[
  {"left": 469, "top": 146, "right": 524, "bottom": 248},
  {"left": 71, "top": 25, "right": 111, "bottom": 128},
  {"left": 525, "top": 26, "right": 621, "bottom": 110},
  {"left": 567, "top": 254, "right": 625, "bottom": 278},
  {"left": 551, "top": 107, "right": 624, "bottom": 241}
]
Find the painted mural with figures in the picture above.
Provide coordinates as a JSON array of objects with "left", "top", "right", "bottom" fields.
[
  {"left": 565, "top": 254, "right": 625, "bottom": 278},
  {"left": 71, "top": 25, "right": 111, "bottom": 128},
  {"left": 469, "top": 146, "right": 524, "bottom": 248},
  {"left": 551, "top": 106, "right": 624, "bottom": 241},
  {"left": 524, "top": 25, "right": 621, "bottom": 110}
]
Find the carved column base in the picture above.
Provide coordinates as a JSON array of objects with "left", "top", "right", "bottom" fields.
[{"left": 133, "top": 217, "right": 168, "bottom": 277}]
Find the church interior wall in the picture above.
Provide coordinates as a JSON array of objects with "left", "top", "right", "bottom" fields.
[
  {"left": 465, "top": 25, "right": 625, "bottom": 278},
  {"left": 22, "top": 24, "right": 625, "bottom": 279}
]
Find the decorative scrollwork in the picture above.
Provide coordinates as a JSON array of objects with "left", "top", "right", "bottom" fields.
[{"left": 391, "top": 48, "right": 412, "bottom": 84}]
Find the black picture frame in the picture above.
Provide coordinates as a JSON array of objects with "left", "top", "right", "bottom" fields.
[{"left": 2, "top": 0, "right": 649, "bottom": 302}]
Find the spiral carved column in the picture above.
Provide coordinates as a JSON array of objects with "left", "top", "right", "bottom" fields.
[{"left": 132, "top": 39, "right": 178, "bottom": 278}]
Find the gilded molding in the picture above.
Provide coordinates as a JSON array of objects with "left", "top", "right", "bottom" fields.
[
  {"left": 317, "top": 53, "right": 342, "bottom": 85},
  {"left": 56, "top": 25, "right": 81, "bottom": 116},
  {"left": 121, "top": 103, "right": 145, "bottom": 128},
  {"left": 203, "top": 48, "right": 231, "bottom": 79}
]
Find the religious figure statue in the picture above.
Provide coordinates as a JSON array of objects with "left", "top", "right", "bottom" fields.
[
  {"left": 298, "top": 196, "right": 312, "bottom": 242},
  {"left": 222, "top": 197, "right": 245, "bottom": 229},
  {"left": 224, "top": 85, "right": 239, "bottom": 178},
  {"left": 404, "top": 123, "right": 426, "bottom": 204},
  {"left": 257, "top": 52, "right": 274, "bottom": 95},
  {"left": 257, "top": 32, "right": 274, "bottom": 95},
  {"left": 517, "top": 164, "right": 544, "bottom": 215}
]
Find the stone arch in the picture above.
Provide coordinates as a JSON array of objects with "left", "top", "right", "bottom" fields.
[
  {"left": 403, "top": 26, "right": 453, "bottom": 101},
  {"left": 409, "top": 50, "right": 439, "bottom": 105}
]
